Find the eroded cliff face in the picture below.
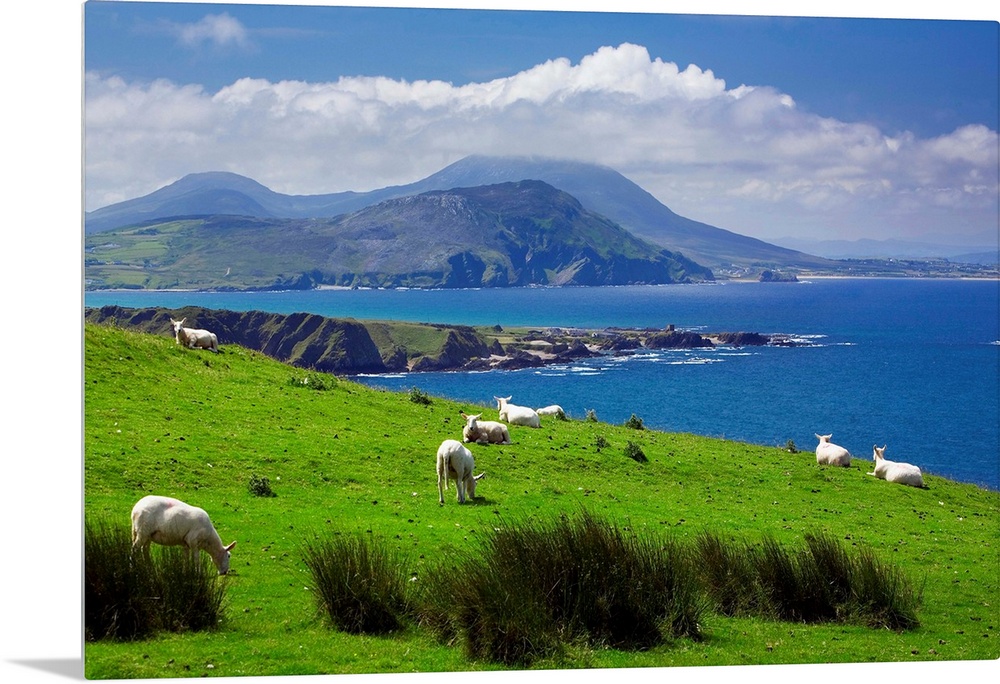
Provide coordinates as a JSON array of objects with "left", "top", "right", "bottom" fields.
[
  {"left": 85, "top": 306, "right": 389, "bottom": 374},
  {"left": 84, "top": 306, "right": 501, "bottom": 375}
]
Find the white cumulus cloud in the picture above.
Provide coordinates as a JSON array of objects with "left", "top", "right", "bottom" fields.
[
  {"left": 175, "top": 13, "right": 250, "bottom": 50},
  {"left": 84, "top": 43, "right": 998, "bottom": 244}
]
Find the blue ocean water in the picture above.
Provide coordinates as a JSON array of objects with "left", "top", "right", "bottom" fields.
[{"left": 85, "top": 279, "right": 1000, "bottom": 490}]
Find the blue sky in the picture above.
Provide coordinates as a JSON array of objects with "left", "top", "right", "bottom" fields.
[
  {"left": 81, "top": 1, "right": 998, "bottom": 246},
  {"left": 85, "top": 3, "right": 997, "bottom": 139}
]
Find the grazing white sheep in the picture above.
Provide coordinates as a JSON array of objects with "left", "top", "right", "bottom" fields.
[
  {"left": 494, "top": 395, "right": 541, "bottom": 428},
  {"left": 869, "top": 445, "right": 926, "bottom": 488},
  {"left": 170, "top": 318, "right": 220, "bottom": 353},
  {"left": 535, "top": 405, "right": 566, "bottom": 419},
  {"left": 131, "top": 495, "right": 237, "bottom": 574},
  {"left": 436, "top": 439, "right": 486, "bottom": 504},
  {"left": 814, "top": 433, "right": 852, "bottom": 467},
  {"left": 461, "top": 412, "right": 511, "bottom": 445}
]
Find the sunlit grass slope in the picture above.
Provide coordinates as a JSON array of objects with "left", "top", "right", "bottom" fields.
[{"left": 83, "top": 322, "right": 998, "bottom": 678}]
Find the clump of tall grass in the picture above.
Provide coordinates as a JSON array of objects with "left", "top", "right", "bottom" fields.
[
  {"left": 624, "top": 440, "right": 648, "bottom": 463},
  {"left": 415, "top": 510, "right": 705, "bottom": 666},
  {"left": 85, "top": 519, "right": 228, "bottom": 642},
  {"left": 694, "top": 531, "right": 920, "bottom": 630},
  {"left": 302, "top": 532, "right": 410, "bottom": 634},
  {"left": 248, "top": 473, "right": 277, "bottom": 497},
  {"left": 408, "top": 386, "right": 432, "bottom": 405},
  {"left": 623, "top": 414, "right": 645, "bottom": 430}
]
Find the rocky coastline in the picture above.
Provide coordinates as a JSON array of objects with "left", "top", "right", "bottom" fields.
[
  {"left": 446, "top": 324, "right": 808, "bottom": 374},
  {"left": 84, "top": 304, "right": 804, "bottom": 377}
]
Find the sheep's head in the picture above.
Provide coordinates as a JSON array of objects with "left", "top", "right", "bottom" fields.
[
  {"left": 816, "top": 433, "right": 832, "bottom": 444},
  {"left": 217, "top": 540, "right": 237, "bottom": 575},
  {"left": 873, "top": 445, "right": 887, "bottom": 462},
  {"left": 170, "top": 318, "right": 186, "bottom": 333},
  {"left": 468, "top": 472, "right": 486, "bottom": 499}
]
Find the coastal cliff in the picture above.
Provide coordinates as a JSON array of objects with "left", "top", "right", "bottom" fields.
[{"left": 85, "top": 305, "right": 802, "bottom": 376}]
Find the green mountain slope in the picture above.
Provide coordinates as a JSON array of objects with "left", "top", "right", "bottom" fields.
[
  {"left": 84, "top": 156, "right": 836, "bottom": 271},
  {"left": 85, "top": 180, "right": 712, "bottom": 290},
  {"left": 84, "top": 322, "right": 999, "bottom": 677}
]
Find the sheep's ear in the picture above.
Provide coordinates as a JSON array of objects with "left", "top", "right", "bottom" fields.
[
  {"left": 225, "top": 541, "right": 236, "bottom": 552},
  {"left": 460, "top": 412, "right": 468, "bottom": 419}
]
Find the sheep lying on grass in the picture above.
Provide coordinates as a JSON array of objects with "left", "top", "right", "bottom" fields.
[
  {"left": 461, "top": 412, "right": 511, "bottom": 445},
  {"left": 815, "top": 433, "right": 851, "bottom": 467},
  {"left": 494, "top": 395, "right": 541, "bottom": 428},
  {"left": 536, "top": 405, "right": 566, "bottom": 419},
  {"left": 437, "top": 439, "right": 486, "bottom": 504},
  {"left": 869, "top": 445, "right": 927, "bottom": 488},
  {"left": 131, "top": 495, "right": 237, "bottom": 574},
  {"left": 170, "top": 318, "right": 220, "bottom": 353}
]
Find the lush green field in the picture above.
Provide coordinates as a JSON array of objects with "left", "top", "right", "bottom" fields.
[{"left": 83, "top": 322, "right": 999, "bottom": 679}]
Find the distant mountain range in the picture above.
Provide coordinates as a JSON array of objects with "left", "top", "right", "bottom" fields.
[
  {"left": 773, "top": 236, "right": 999, "bottom": 264},
  {"left": 85, "top": 155, "right": 835, "bottom": 270},
  {"left": 85, "top": 180, "right": 713, "bottom": 290}
]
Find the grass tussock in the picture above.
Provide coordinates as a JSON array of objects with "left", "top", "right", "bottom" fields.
[
  {"left": 415, "top": 510, "right": 705, "bottom": 666},
  {"left": 695, "top": 531, "right": 921, "bottom": 630},
  {"left": 85, "top": 519, "right": 228, "bottom": 642},
  {"left": 302, "top": 532, "right": 410, "bottom": 634}
]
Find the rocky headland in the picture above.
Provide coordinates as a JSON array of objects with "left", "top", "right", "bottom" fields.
[{"left": 84, "top": 305, "right": 804, "bottom": 376}]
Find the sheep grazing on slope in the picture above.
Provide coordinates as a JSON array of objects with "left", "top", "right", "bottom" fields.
[
  {"left": 494, "top": 395, "right": 541, "bottom": 428},
  {"left": 170, "top": 318, "right": 220, "bottom": 353},
  {"left": 814, "top": 433, "right": 852, "bottom": 467},
  {"left": 869, "top": 445, "right": 927, "bottom": 488},
  {"left": 130, "top": 495, "right": 237, "bottom": 574},
  {"left": 535, "top": 405, "right": 566, "bottom": 419},
  {"left": 461, "top": 412, "right": 511, "bottom": 445},
  {"left": 436, "top": 439, "right": 486, "bottom": 504}
]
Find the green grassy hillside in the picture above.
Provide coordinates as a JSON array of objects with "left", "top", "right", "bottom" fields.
[{"left": 83, "top": 322, "right": 998, "bottom": 678}]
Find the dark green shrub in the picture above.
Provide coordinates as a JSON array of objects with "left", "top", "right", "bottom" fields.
[
  {"left": 248, "top": 474, "right": 277, "bottom": 498},
  {"left": 785, "top": 439, "right": 798, "bottom": 453},
  {"left": 155, "top": 549, "right": 229, "bottom": 633},
  {"left": 693, "top": 532, "right": 763, "bottom": 617},
  {"left": 408, "top": 386, "right": 432, "bottom": 405},
  {"left": 694, "top": 531, "right": 921, "bottom": 629},
  {"left": 838, "top": 540, "right": 922, "bottom": 630},
  {"left": 85, "top": 519, "right": 227, "bottom": 642},
  {"left": 624, "top": 441, "right": 648, "bottom": 463},
  {"left": 85, "top": 519, "right": 159, "bottom": 641},
  {"left": 302, "top": 533, "right": 409, "bottom": 634},
  {"left": 416, "top": 511, "right": 704, "bottom": 666},
  {"left": 593, "top": 435, "right": 610, "bottom": 451},
  {"left": 585, "top": 409, "right": 598, "bottom": 422},
  {"left": 624, "top": 414, "right": 645, "bottom": 430}
]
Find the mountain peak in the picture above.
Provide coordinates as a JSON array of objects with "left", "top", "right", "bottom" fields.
[{"left": 84, "top": 155, "right": 831, "bottom": 269}]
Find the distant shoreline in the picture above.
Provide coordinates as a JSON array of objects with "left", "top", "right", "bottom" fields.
[{"left": 85, "top": 273, "right": 1000, "bottom": 295}]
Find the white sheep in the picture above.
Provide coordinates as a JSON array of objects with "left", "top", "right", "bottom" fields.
[
  {"left": 170, "top": 318, "right": 220, "bottom": 353},
  {"left": 535, "top": 405, "right": 566, "bottom": 419},
  {"left": 130, "top": 495, "right": 237, "bottom": 574},
  {"left": 437, "top": 439, "right": 486, "bottom": 504},
  {"left": 461, "top": 412, "right": 511, "bottom": 445},
  {"left": 814, "top": 433, "right": 852, "bottom": 467},
  {"left": 869, "top": 445, "right": 926, "bottom": 488},
  {"left": 494, "top": 395, "right": 541, "bottom": 428}
]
